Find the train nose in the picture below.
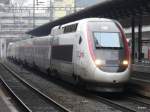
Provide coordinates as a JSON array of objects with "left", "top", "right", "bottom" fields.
[
  {"left": 93, "top": 65, "right": 131, "bottom": 83},
  {"left": 94, "top": 59, "right": 129, "bottom": 73}
]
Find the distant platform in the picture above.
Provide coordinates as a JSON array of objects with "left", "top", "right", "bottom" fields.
[
  {"left": 128, "top": 63, "right": 150, "bottom": 97},
  {"left": 132, "top": 63, "right": 150, "bottom": 80},
  {"left": 132, "top": 63, "right": 150, "bottom": 73}
]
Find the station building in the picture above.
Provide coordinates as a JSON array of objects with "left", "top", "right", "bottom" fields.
[{"left": 52, "top": 0, "right": 75, "bottom": 20}]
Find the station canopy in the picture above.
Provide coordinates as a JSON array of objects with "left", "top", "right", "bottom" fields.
[{"left": 27, "top": 0, "right": 150, "bottom": 37}]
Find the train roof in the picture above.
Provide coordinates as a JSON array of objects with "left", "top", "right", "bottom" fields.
[
  {"left": 61, "top": 18, "right": 113, "bottom": 26},
  {"left": 52, "top": 18, "right": 114, "bottom": 30}
]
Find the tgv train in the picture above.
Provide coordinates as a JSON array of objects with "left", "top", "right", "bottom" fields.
[{"left": 7, "top": 18, "right": 131, "bottom": 92}]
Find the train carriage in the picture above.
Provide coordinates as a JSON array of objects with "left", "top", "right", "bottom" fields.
[{"left": 7, "top": 18, "right": 131, "bottom": 92}]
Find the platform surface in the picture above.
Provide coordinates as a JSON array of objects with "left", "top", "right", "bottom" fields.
[
  {"left": 132, "top": 63, "right": 150, "bottom": 73},
  {"left": 132, "top": 63, "right": 150, "bottom": 80},
  {"left": 0, "top": 96, "right": 11, "bottom": 112},
  {"left": 0, "top": 85, "right": 18, "bottom": 112}
]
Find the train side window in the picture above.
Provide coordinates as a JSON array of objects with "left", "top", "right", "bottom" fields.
[{"left": 79, "top": 36, "right": 82, "bottom": 44}]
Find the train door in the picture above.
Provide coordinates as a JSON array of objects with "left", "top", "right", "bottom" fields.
[
  {"left": 51, "top": 34, "right": 74, "bottom": 80},
  {"left": 74, "top": 33, "right": 84, "bottom": 78},
  {"left": 58, "top": 34, "right": 74, "bottom": 76}
]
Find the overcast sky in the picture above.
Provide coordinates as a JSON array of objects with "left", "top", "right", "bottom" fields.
[{"left": 76, "top": 0, "right": 105, "bottom": 7}]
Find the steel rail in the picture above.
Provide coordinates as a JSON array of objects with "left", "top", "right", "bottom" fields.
[
  {"left": 127, "top": 96, "right": 150, "bottom": 106},
  {"left": 93, "top": 95, "right": 136, "bottom": 112},
  {"left": 1, "top": 63, "right": 71, "bottom": 112},
  {"left": 0, "top": 76, "right": 32, "bottom": 112},
  {"left": 4, "top": 61, "right": 145, "bottom": 112}
]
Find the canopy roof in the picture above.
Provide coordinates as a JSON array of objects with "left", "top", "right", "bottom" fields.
[{"left": 27, "top": 0, "right": 150, "bottom": 36}]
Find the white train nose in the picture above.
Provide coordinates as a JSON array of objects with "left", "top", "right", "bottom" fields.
[{"left": 93, "top": 67, "right": 131, "bottom": 83}]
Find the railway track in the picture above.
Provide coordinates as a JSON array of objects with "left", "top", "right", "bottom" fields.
[
  {"left": 92, "top": 94, "right": 150, "bottom": 112},
  {"left": 0, "top": 63, "right": 71, "bottom": 112},
  {"left": 4, "top": 61, "right": 122, "bottom": 112},
  {"left": 93, "top": 95, "right": 136, "bottom": 112},
  {"left": 2, "top": 61, "right": 150, "bottom": 112},
  {"left": 127, "top": 95, "right": 150, "bottom": 106},
  {"left": 129, "top": 76, "right": 150, "bottom": 98}
]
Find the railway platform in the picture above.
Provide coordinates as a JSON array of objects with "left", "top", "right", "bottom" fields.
[
  {"left": 132, "top": 62, "right": 150, "bottom": 80},
  {"left": 128, "top": 63, "right": 150, "bottom": 97},
  {"left": 0, "top": 97, "right": 11, "bottom": 112},
  {"left": 0, "top": 83, "right": 18, "bottom": 112}
]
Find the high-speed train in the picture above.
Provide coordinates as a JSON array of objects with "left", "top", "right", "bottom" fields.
[{"left": 7, "top": 18, "right": 131, "bottom": 92}]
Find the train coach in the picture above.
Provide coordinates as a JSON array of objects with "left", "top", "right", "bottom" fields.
[{"left": 7, "top": 18, "right": 131, "bottom": 92}]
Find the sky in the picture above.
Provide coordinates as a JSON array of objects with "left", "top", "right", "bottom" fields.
[{"left": 76, "top": 0, "right": 105, "bottom": 7}]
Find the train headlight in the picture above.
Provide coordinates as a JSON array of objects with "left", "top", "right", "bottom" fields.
[
  {"left": 122, "top": 60, "right": 128, "bottom": 66},
  {"left": 95, "top": 59, "right": 105, "bottom": 67}
]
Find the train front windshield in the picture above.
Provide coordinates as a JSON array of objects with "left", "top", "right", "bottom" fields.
[
  {"left": 88, "top": 21, "right": 128, "bottom": 72},
  {"left": 93, "top": 32, "right": 123, "bottom": 49}
]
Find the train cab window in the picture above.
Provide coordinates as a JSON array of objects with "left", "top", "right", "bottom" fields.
[
  {"left": 88, "top": 21, "right": 124, "bottom": 49},
  {"left": 79, "top": 36, "right": 82, "bottom": 44},
  {"left": 63, "top": 23, "right": 78, "bottom": 33},
  {"left": 93, "top": 32, "right": 123, "bottom": 49}
]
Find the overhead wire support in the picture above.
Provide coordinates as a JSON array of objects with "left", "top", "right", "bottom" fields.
[{"left": 33, "top": 0, "right": 35, "bottom": 28}]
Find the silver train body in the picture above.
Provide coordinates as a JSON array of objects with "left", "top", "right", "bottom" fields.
[{"left": 7, "top": 18, "right": 131, "bottom": 92}]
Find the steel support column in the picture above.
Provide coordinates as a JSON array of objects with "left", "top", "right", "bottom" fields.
[
  {"left": 33, "top": 0, "right": 35, "bottom": 28},
  {"left": 138, "top": 15, "right": 143, "bottom": 61},
  {"left": 49, "top": 0, "right": 53, "bottom": 22},
  {"left": 131, "top": 16, "right": 135, "bottom": 63}
]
